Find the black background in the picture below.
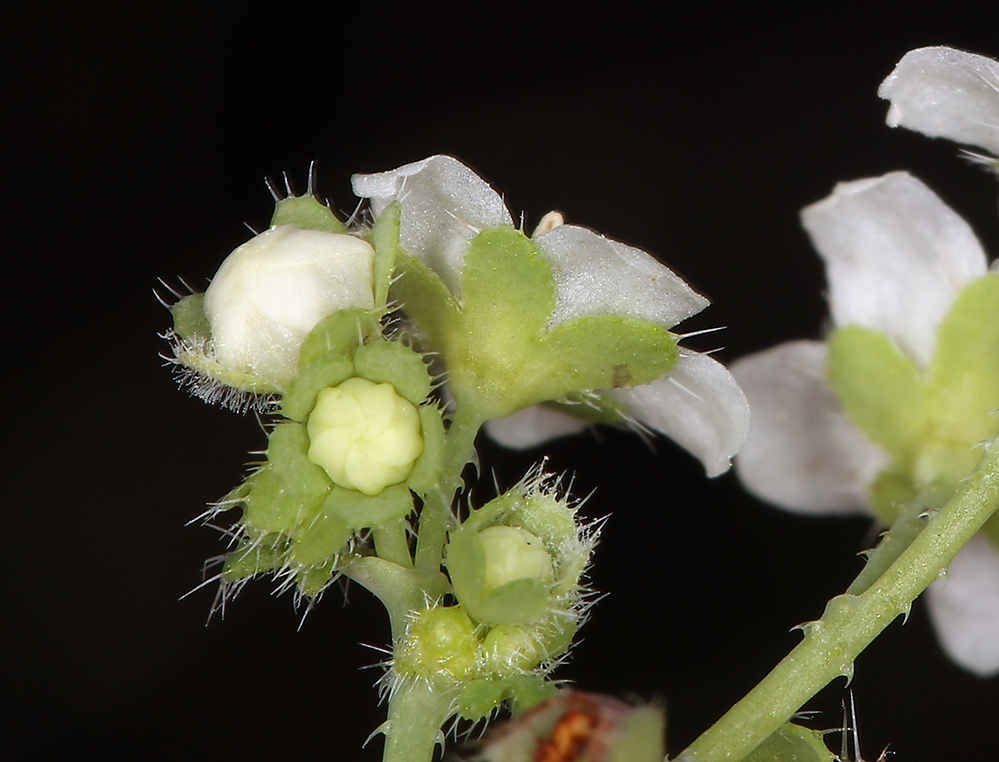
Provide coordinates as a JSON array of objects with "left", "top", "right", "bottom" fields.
[{"left": 6, "top": 2, "right": 999, "bottom": 759}]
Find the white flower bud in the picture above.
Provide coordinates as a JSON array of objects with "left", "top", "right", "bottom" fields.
[{"left": 203, "top": 225, "right": 375, "bottom": 388}]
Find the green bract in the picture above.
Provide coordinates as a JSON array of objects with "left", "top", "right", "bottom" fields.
[
  {"left": 828, "top": 273, "right": 999, "bottom": 541},
  {"left": 374, "top": 203, "right": 681, "bottom": 421},
  {"left": 220, "top": 309, "right": 446, "bottom": 597}
]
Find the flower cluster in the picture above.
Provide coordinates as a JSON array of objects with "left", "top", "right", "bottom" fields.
[
  {"left": 352, "top": 155, "right": 749, "bottom": 477},
  {"left": 733, "top": 46, "right": 999, "bottom": 676}
]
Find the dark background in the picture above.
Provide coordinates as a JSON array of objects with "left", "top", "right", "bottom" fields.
[{"left": 6, "top": 2, "right": 999, "bottom": 759}]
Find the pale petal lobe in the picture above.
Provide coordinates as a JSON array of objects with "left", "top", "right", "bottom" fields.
[
  {"left": 801, "top": 171, "right": 987, "bottom": 369},
  {"left": 731, "top": 341, "right": 885, "bottom": 514},
  {"left": 879, "top": 46, "right": 999, "bottom": 156},
  {"left": 927, "top": 534, "right": 999, "bottom": 677}
]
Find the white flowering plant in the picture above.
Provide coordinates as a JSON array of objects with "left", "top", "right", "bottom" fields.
[{"left": 162, "top": 44, "right": 998, "bottom": 762}]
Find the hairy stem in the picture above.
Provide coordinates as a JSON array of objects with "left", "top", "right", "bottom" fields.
[
  {"left": 381, "top": 678, "right": 457, "bottom": 762},
  {"left": 679, "top": 437, "right": 999, "bottom": 762}
]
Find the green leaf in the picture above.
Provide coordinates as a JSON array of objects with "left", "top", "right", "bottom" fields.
[
  {"left": 270, "top": 194, "right": 346, "bottom": 234},
  {"left": 743, "top": 723, "right": 837, "bottom": 762},
  {"left": 827, "top": 325, "right": 927, "bottom": 467}
]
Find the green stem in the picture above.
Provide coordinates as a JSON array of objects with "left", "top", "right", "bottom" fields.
[
  {"left": 373, "top": 518, "right": 415, "bottom": 569},
  {"left": 343, "top": 556, "right": 448, "bottom": 639},
  {"left": 679, "top": 437, "right": 999, "bottom": 762},
  {"left": 414, "top": 404, "right": 483, "bottom": 571},
  {"left": 846, "top": 490, "right": 941, "bottom": 596},
  {"left": 381, "top": 678, "right": 458, "bottom": 762}
]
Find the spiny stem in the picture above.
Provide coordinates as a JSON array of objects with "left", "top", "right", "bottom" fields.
[{"left": 679, "top": 437, "right": 999, "bottom": 762}]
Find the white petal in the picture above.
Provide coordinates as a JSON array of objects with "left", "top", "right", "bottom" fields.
[
  {"left": 351, "top": 155, "right": 513, "bottom": 295},
  {"left": 731, "top": 341, "right": 885, "bottom": 514},
  {"left": 610, "top": 350, "right": 750, "bottom": 478},
  {"left": 801, "top": 172, "right": 988, "bottom": 369},
  {"left": 927, "top": 534, "right": 999, "bottom": 677},
  {"left": 533, "top": 225, "right": 709, "bottom": 329},
  {"left": 879, "top": 46, "right": 999, "bottom": 156},
  {"left": 204, "top": 226, "right": 375, "bottom": 387},
  {"left": 484, "top": 404, "right": 589, "bottom": 449}
]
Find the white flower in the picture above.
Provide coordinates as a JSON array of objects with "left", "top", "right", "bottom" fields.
[
  {"left": 203, "top": 225, "right": 375, "bottom": 389},
  {"left": 732, "top": 171, "right": 999, "bottom": 676},
  {"left": 352, "top": 155, "right": 749, "bottom": 477},
  {"left": 879, "top": 46, "right": 999, "bottom": 159}
]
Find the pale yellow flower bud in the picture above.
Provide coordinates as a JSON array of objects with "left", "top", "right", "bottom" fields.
[
  {"left": 478, "top": 525, "right": 555, "bottom": 592},
  {"left": 306, "top": 377, "right": 423, "bottom": 496}
]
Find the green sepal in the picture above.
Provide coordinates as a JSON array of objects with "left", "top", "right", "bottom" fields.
[
  {"left": 457, "top": 679, "right": 506, "bottom": 721},
  {"left": 267, "top": 422, "right": 331, "bottom": 496},
  {"left": 446, "top": 226, "right": 679, "bottom": 420},
  {"left": 743, "top": 722, "right": 836, "bottom": 762},
  {"left": 242, "top": 423, "right": 331, "bottom": 534},
  {"left": 505, "top": 675, "right": 557, "bottom": 715},
  {"left": 323, "top": 483, "right": 414, "bottom": 529},
  {"left": 171, "top": 293, "right": 210, "bottom": 343},
  {"left": 270, "top": 194, "right": 346, "bottom": 234},
  {"left": 297, "top": 308, "right": 374, "bottom": 369},
  {"left": 222, "top": 534, "right": 291, "bottom": 581},
  {"left": 923, "top": 273, "right": 999, "bottom": 486},
  {"left": 446, "top": 525, "right": 552, "bottom": 626},
  {"left": 832, "top": 275, "right": 999, "bottom": 521},
  {"left": 407, "top": 403, "right": 447, "bottom": 495},
  {"left": 391, "top": 248, "right": 461, "bottom": 351},
  {"left": 353, "top": 339, "right": 433, "bottom": 406},
  {"left": 289, "top": 508, "right": 351, "bottom": 569},
  {"left": 169, "top": 292, "right": 281, "bottom": 395},
  {"left": 280, "top": 355, "right": 355, "bottom": 422},
  {"left": 457, "top": 676, "right": 557, "bottom": 722},
  {"left": 295, "top": 556, "right": 339, "bottom": 598},
  {"left": 827, "top": 325, "right": 927, "bottom": 468},
  {"left": 369, "top": 200, "right": 404, "bottom": 308}
]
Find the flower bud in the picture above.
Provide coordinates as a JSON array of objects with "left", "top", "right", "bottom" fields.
[
  {"left": 446, "top": 473, "right": 596, "bottom": 628},
  {"left": 394, "top": 605, "right": 479, "bottom": 684},
  {"left": 306, "top": 377, "right": 424, "bottom": 496},
  {"left": 203, "top": 225, "right": 375, "bottom": 389}
]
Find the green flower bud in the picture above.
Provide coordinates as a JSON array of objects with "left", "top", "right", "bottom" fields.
[
  {"left": 446, "top": 472, "right": 597, "bottom": 628},
  {"left": 394, "top": 605, "right": 480, "bottom": 684},
  {"left": 480, "top": 526, "right": 555, "bottom": 593},
  {"left": 307, "top": 377, "right": 424, "bottom": 496},
  {"left": 481, "top": 624, "right": 548, "bottom": 675}
]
